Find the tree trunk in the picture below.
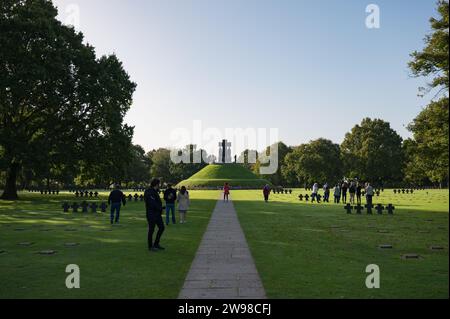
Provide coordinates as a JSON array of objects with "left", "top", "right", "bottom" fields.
[{"left": 1, "top": 163, "right": 19, "bottom": 200}]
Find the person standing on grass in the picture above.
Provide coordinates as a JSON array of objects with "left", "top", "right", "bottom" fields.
[
  {"left": 365, "top": 182, "right": 374, "bottom": 207},
  {"left": 263, "top": 184, "right": 271, "bottom": 202},
  {"left": 163, "top": 184, "right": 177, "bottom": 225},
  {"left": 223, "top": 183, "right": 230, "bottom": 202},
  {"left": 108, "top": 184, "right": 126, "bottom": 225},
  {"left": 145, "top": 179, "right": 165, "bottom": 252},
  {"left": 334, "top": 184, "right": 341, "bottom": 203},
  {"left": 341, "top": 180, "right": 348, "bottom": 203},
  {"left": 356, "top": 182, "right": 362, "bottom": 205},
  {"left": 177, "top": 186, "right": 190, "bottom": 224},
  {"left": 323, "top": 183, "right": 330, "bottom": 202},
  {"left": 349, "top": 181, "right": 356, "bottom": 204},
  {"left": 311, "top": 183, "right": 319, "bottom": 202}
]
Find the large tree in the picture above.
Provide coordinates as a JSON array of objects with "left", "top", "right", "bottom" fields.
[
  {"left": 0, "top": 0, "right": 136, "bottom": 199},
  {"left": 282, "top": 138, "right": 342, "bottom": 187},
  {"left": 341, "top": 118, "right": 404, "bottom": 185},
  {"left": 407, "top": 99, "right": 449, "bottom": 186},
  {"left": 407, "top": 0, "right": 449, "bottom": 187},
  {"left": 402, "top": 138, "right": 431, "bottom": 186}
]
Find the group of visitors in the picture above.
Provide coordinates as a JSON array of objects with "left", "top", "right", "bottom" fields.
[
  {"left": 108, "top": 180, "right": 191, "bottom": 253},
  {"left": 332, "top": 180, "right": 374, "bottom": 205},
  {"left": 259, "top": 180, "right": 375, "bottom": 205}
]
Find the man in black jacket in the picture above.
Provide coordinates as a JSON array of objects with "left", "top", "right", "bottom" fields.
[
  {"left": 144, "top": 179, "right": 165, "bottom": 252},
  {"left": 108, "top": 184, "right": 126, "bottom": 224},
  {"left": 164, "top": 184, "right": 177, "bottom": 225}
]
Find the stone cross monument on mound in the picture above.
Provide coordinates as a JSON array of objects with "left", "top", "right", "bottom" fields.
[{"left": 218, "top": 139, "right": 232, "bottom": 164}]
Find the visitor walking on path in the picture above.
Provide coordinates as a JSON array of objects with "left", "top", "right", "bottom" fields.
[
  {"left": 263, "top": 184, "right": 271, "bottom": 202},
  {"left": 223, "top": 183, "right": 230, "bottom": 202},
  {"left": 108, "top": 184, "right": 126, "bottom": 225},
  {"left": 145, "top": 179, "right": 165, "bottom": 252},
  {"left": 164, "top": 184, "right": 177, "bottom": 225},
  {"left": 177, "top": 186, "right": 190, "bottom": 224}
]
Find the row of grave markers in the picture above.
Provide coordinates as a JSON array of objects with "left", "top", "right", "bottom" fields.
[
  {"left": 74, "top": 191, "right": 99, "bottom": 197},
  {"left": 62, "top": 202, "right": 108, "bottom": 213},
  {"left": 393, "top": 189, "right": 415, "bottom": 194},
  {"left": 344, "top": 203, "right": 395, "bottom": 215},
  {"left": 272, "top": 189, "right": 293, "bottom": 194}
]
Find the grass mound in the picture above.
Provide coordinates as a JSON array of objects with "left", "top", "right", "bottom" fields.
[{"left": 177, "top": 164, "right": 270, "bottom": 188}]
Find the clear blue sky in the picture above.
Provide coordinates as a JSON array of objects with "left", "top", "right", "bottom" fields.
[{"left": 54, "top": 0, "right": 437, "bottom": 155}]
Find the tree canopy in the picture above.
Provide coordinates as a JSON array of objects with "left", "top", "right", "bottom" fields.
[
  {"left": 406, "top": 0, "right": 449, "bottom": 187},
  {"left": 341, "top": 118, "right": 404, "bottom": 185},
  {"left": 0, "top": 0, "right": 136, "bottom": 199},
  {"left": 282, "top": 139, "right": 342, "bottom": 187}
]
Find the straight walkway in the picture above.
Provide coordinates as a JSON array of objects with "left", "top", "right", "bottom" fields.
[{"left": 178, "top": 195, "right": 266, "bottom": 299}]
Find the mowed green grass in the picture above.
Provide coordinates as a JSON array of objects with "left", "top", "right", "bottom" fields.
[
  {"left": 232, "top": 189, "right": 449, "bottom": 299},
  {"left": 0, "top": 190, "right": 218, "bottom": 299}
]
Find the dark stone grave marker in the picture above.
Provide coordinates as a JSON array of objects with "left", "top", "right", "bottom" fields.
[
  {"left": 62, "top": 202, "right": 70, "bottom": 213},
  {"left": 344, "top": 204, "right": 353, "bottom": 214},
  {"left": 100, "top": 202, "right": 108, "bottom": 213},
  {"left": 81, "top": 201, "right": 89, "bottom": 213},
  {"left": 71, "top": 203, "right": 79, "bottom": 213},
  {"left": 386, "top": 204, "right": 395, "bottom": 215},
  {"left": 90, "top": 203, "right": 98, "bottom": 213},
  {"left": 375, "top": 204, "right": 384, "bottom": 215},
  {"left": 354, "top": 204, "right": 364, "bottom": 214},
  {"left": 365, "top": 204, "right": 373, "bottom": 214}
]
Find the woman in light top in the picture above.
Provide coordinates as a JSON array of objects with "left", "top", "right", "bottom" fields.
[{"left": 177, "top": 186, "right": 190, "bottom": 224}]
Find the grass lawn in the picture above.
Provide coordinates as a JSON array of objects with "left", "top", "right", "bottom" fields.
[
  {"left": 232, "top": 189, "right": 449, "bottom": 299},
  {"left": 0, "top": 190, "right": 218, "bottom": 298}
]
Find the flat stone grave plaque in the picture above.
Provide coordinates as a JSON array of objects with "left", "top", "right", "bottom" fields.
[
  {"left": 379, "top": 244, "right": 393, "bottom": 249},
  {"left": 402, "top": 254, "right": 420, "bottom": 260},
  {"left": 64, "top": 243, "right": 80, "bottom": 247},
  {"left": 18, "top": 242, "right": 34, "bottom": 246},
  {"left": 429, "top": 246, "right": 444, "bottom": 251},
  {"left": 377, "top": 230, "right": 389, "bottom": 233},
  {"left": 38, "top": 250, "right": 57, "bottom": 255}
]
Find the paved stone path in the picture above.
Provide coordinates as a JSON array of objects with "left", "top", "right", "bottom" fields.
[{"left": 178, "top": 195, "right": 266, "bottom": 299}]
